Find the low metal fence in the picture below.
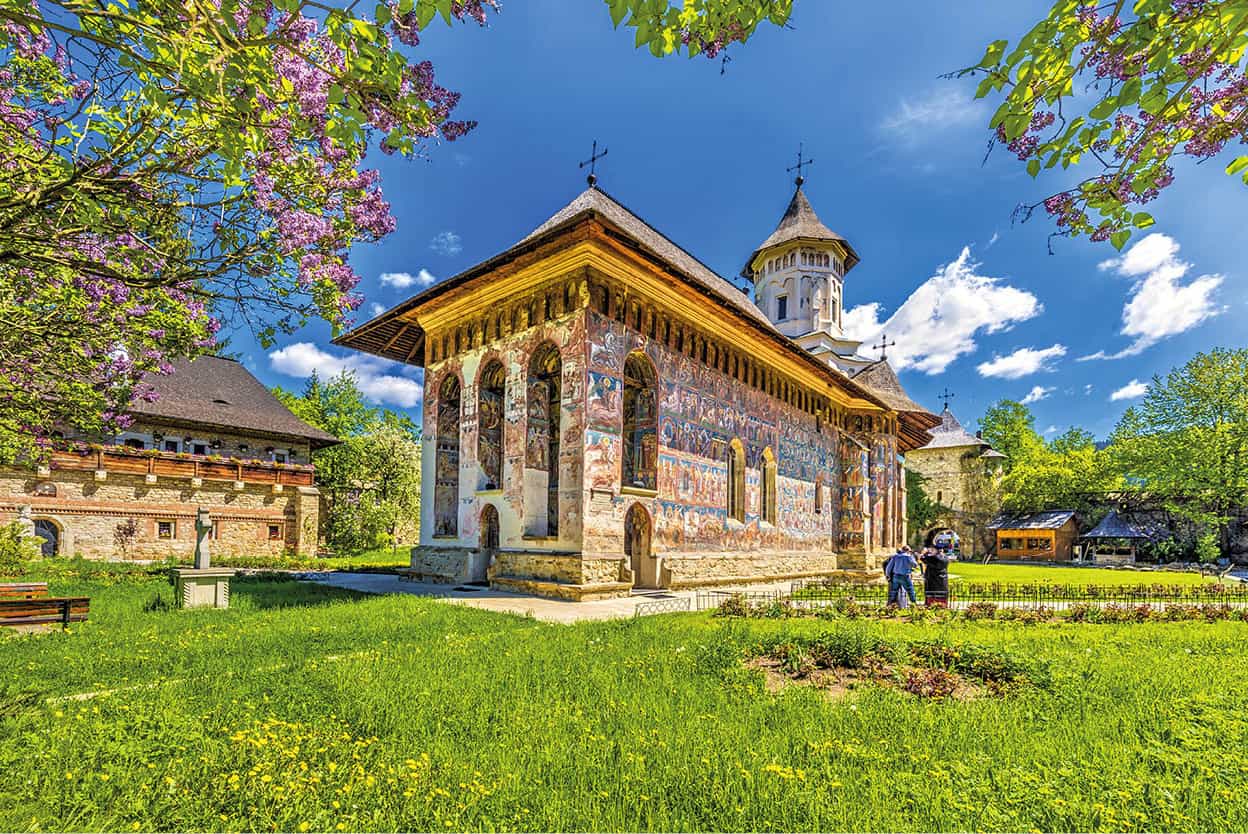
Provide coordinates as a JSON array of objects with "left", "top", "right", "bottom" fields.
[
  {"left": 634, "top": 597, "right": 692, "bottom": 617},
  {"left": 789, "top": 577, "right": 1248, "bottom": 610},
  {"left": 694, "top": 589, "right": 786, "bottom": 612}
]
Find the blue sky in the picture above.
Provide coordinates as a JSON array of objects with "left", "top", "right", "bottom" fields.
[{"left": 248, "top": 0, "right": 1245, "bottom": 441}]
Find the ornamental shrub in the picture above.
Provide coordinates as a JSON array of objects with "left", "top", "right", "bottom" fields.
[{"left": 0, "top": 522, "right": 40, "bottom": 576}]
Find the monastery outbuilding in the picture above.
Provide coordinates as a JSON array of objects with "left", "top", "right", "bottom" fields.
[
  {"left": 0, "top": 357, "right": 336, "bottom": 560},
  {"left": 338, "top": 177, "right": 939, "bottom": 600}
]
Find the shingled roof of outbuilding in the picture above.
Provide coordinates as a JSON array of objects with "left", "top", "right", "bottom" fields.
[
  {"left": 916, "top": 405, "right": 992, "bottom": 450},
  {"left": 742, "top": 186, "right": 861, "bottom": 278},
  {"left": 128, "top": 356, "right": 339, "bottom": 448}
]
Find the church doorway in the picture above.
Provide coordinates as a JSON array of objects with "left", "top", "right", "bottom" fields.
[
  {"left": 33, "top": 519, "right": 59, "bottom": 557},
  {"left": 625, "top": 503, "right": 661, "bottom": 589},
  {"left": 475, "top": 504, "right": 499, "bottom": 584}
]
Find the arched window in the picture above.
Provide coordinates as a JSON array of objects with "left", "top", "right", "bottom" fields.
[
  {"left": 761, "top": 447, "right": 777, "bottom": 525},
  {"left": 814, "top": 476, "right": 824, "bottom": 515},
  {"left": 727, "top": 438, "right": 745, "bottom": 523},
  {"left": 527, "top": 343, "right": 562, "bottom": 536},
  {"left": 622, "top": 352, "right": 659, "bottom": 490},
  {"left": 477, "top": 360, "right": 506, "bottom": 491},
  {"left": 434, "top": 375, "right": 462, "bottom": 537}
]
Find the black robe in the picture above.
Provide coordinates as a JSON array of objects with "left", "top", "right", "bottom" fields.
[{"left": 922, "top": 552, "right": 952, "bottom": 601}]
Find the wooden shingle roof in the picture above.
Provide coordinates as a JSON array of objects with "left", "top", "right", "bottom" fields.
[
  {"left": 742, "top": 186, "right": 861, "bottom": 277},
  {"left": 129, "top": 356, "right": 339, "bottom": 448}
]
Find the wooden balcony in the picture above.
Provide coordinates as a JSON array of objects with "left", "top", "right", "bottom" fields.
[{"left": 48, "top": 445, "right": 316, "bottom": 487}]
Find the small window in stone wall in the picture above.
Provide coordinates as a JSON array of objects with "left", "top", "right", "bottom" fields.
[
  {"left": 267, "top": 524, "right": 283, "bottom": 541},
  {"left": 157, "top": 520, "right": 176, "bottom": 539}
]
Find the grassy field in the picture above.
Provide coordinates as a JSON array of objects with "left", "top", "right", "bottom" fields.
[
  {"left": 948, "top": 561, "right": 1217, "bottom": 586},
  {"left": 2, "top": 571, "right": 1247, "bottom": 832}
]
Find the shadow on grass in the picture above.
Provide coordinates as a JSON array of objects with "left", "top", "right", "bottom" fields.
[{"left": 229, "top": 577, "right": 373, "bottom": 610}]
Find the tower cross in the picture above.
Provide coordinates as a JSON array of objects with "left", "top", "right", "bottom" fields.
[
  {"left": 938, "top": 387, "right": 956, "bottom": 411},
  {"left": 787, "top": 143, "right": 815, "bottom": 186},
  {"left": 579, "top": 139, "right": 609, "bottom": 187},
  {"left": 872, "top": 333, "right": 896, "bottom": 361}
]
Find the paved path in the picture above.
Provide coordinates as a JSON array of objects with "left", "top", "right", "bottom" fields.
[{"left": 298, "top": 571, "right": 793, "bottom": 624}]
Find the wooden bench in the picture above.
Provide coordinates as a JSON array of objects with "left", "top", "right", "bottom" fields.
[
  {"left": 0, "top": 596, "right": 89, "bottom": 628},
  {"left": 0, "top": 582, "right": 49, "bottom": 600}
]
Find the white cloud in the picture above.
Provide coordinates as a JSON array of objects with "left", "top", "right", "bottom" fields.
[
  {"left": 368, "top": 303, "right": 386, "bottom": 319},
  {"left": 1110, "top": 379, "right": 1148, "bottom": 401},
  {"left": 1084, "top": 384, "right": 1094, "bottom": 395},
  {"left": 986, "top": 231, "right": 1000, "bottom": 249},
  {"left": 269, "top": 342, "right": 423, "bottom": 409},
  {"left": 976, "top": 344, "right": 1067, "bottom": 379},
  {"left": 1021, "top": 385, "right": 1055, "bottom": 405},
  {"left": 430, "top": 231, "right": 462, "bottom": 257},
  {"left": 1081, "top": 233, "right": 1224, "bottom": 360},
  {"left": 843, "top": 247, "right": 1042, "bottom": 375},
  {"left": 879, "top": 87, "right": 984, "bottom": 144},
  {"left": 1043, "top": 425, "right": 1059, "bottom": 435},
  {"left": 379, "top": 268, "right": 437, "bottom": 290}
]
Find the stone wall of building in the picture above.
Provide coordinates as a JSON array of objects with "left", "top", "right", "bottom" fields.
[
  {"left": 80, "top": 420, "right": 313, "bottom": 465},
  {"left": 0, "top": 465, "right": 319, "bottom": 560}
]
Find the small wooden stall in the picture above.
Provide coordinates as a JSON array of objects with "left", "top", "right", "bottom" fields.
[
  {"left": 987, "top": 510, "right": 1079, "bottom": 562},
  {"left": 1079, "top": 510, "right": 1164, "bottom": 565}
]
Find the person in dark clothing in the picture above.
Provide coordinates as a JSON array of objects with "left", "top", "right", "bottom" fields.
[{"left": 921, "top": 547, "right": 954, "bottom": 607}]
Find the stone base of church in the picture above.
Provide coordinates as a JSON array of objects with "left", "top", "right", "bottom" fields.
[{"left": 410, "top": 544, "right": 886, "bottom": 601}]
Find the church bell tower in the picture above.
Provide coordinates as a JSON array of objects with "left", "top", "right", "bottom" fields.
[{"left": 742, "top": 164, "right": 872, "bottom": 374}]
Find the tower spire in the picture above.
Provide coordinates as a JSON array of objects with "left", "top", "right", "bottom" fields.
[{"left": 786, "top": 143, "right": 815, "bottom": 187}]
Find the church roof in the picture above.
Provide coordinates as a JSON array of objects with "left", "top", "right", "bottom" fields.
[
  {"left": 743, "top": 186, "right": 861, "bottom": 278},
  {"left": 129, "top": 356, "right": 339, "bottom": 448},
  {"left": 517, "top": 186, "right": 776, "bottom": 331},
  {"left": 915, "top": 405, "right": 992, "bottom": 451},
  {"left": 850, "top": 360, "right": 932, "bottom": 417}
]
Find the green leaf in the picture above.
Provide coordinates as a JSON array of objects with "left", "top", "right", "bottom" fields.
[
  {"left": 608, "top": 0, "right": 627, "bottom": 27},
  {"left": 977, "top": 39, "right": 1008, "bottom": 67},
  {"left": 1088, "top": 97, "right": 1118, "bottom": 120},
  {"left": 1118, "top": 77, "right": 1142, "bottom": 107},
  {"left": 1027, "top": 159, "right": 1041, "bottom": 177},
  {"left": 1227, "top": 156, "right": 1248, "bottom": 177},
  {"left": 1139, "top": 82, "right": 1168, "bottom": 115},
  {"left": 1132, "top": 212, "right": 1155, "bottom": 229},
  {"left": 1111, "top": 230, "right": 1131, "bottom": 250}
]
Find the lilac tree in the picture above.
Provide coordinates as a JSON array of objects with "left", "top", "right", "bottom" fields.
[
  {"left": 0, "top": 0, "right": 789, "bottom": 459},
  {"left": 960, "top": 0, "right": 1248, "bottom": 249}
]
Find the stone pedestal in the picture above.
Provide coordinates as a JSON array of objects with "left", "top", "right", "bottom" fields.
[{"left": 172, "top": 568, "right": 234, "bottom": 609}]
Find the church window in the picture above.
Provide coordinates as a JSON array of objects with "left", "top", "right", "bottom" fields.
[
  {"left": 815, "top": 477, "right": 824, "bottom": 514},
  {"left": 761, "top": 447, "right": 778, "bottom": 525},
  {"left": 477, "top": 360, "right": 506, "bottom": 491},
  {"left": 526, "top": 343, "right": 562, "bottom": 536},
  {"left": 622, "top": 352, "right": 658, "bottom": 491},
  {"left": 831, "top": 297, "right": 839, "bottom": 323},
  {"left": 777, "top": 295, "right": 788, "bottom": 321},
  {"left": 727, "top": 439, "right": 746, "bottom": 523},
  {"left": 434, "top": 375, "right": 462, "bottom": 537}
]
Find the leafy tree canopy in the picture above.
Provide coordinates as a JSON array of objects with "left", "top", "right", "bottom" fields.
[
  {"left": 961, "top": 0, "right": 1248, "bottom": 250},
  {"left": 0, "top": 0, "right": 787, "bottom": 459}
]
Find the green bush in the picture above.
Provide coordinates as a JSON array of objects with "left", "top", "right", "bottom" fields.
[
  {"left": 1195, "top": 531, "right": 1220, "bottom": 564},
  {"left": 0, "top": 522, "right": 40, "bottom": 576}
]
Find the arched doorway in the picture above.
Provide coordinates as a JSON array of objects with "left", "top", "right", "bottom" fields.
[
  {"left": 625, "top": 503, "right": 661, "bottom": 589},
  {"left": 475, "top": 504, "right": 499, "bottom": 584},
  {"left": 33, "top": 519, "right": 59, "bottom": 557},
  {"left": 924, "top": 527, "right": 957, "bottom": 548}
]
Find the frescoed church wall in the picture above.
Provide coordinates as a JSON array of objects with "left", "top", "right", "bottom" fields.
[{"left": 582, "top": 309, "right": 844, "bottom": 568}]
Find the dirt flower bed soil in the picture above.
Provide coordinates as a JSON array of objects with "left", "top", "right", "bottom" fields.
[{"left": 746, "top": 630, "right": 1046, "bottom": 701}]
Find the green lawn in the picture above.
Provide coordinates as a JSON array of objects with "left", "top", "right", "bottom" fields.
[
  {"left": 949, "top": 561, "right": 1217, "bottom": 587},
  {"left": 2, "top": 572, "right": 1247, "bottom": 832}
]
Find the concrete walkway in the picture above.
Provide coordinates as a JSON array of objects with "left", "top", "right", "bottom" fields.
[{"left": 297, "top": 571, "right": 792, "bottom": 624}]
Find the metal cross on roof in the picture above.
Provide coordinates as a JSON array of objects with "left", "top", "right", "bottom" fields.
[
  {"left": 579, "top": 139, "right": 609, "bottom": 187},
  {"left": 872, "top": 333, "right": 896, "bottom": 361},
  {"left": 938, "top": 387, "right": 956, "bottom": 410},
  {"left": 787, "top": 143, "right": 815, "bottom": 186}
]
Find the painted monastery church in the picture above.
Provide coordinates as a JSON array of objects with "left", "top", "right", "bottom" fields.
[{"left": 339, "top": 177, "right": 940, "bottom": 600}]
